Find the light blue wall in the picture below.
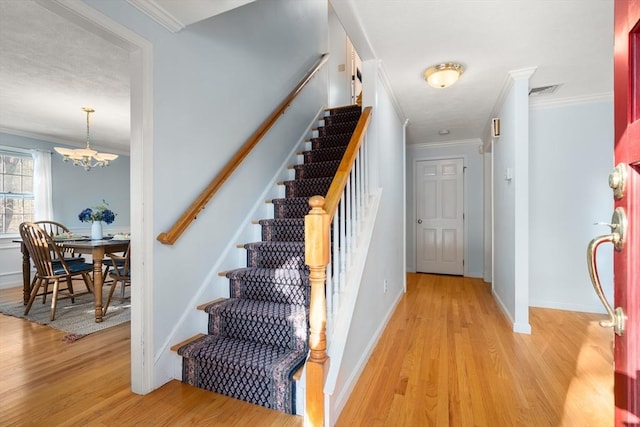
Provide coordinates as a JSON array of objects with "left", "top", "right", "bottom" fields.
[
  {"left": 406, "top": 140, "right": 484, "bottom": 277},
  {"left": 529, "top": 100, "right": 613, "bottom": 313},
  {"left": 84, "top": 0, "right": 330, "bottom": 387},
  {"left": 493, "top": 83, "right": 518, "bottom": 325},
  {"left": 0, "top": 132, "right": 131, "bottom": 230}
]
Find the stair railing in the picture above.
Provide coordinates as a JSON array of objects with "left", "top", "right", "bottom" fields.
[
  {"left": 304, "top": 106, "right": 373, "bottom": 426},
  {"left": 157, "top": 53, "right": 330, "bottom": 245}
]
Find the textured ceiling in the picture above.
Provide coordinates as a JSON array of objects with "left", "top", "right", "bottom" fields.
[
  {"left": 344, "top": 0, "right": 614, "bottom": 144},
  {"left": 0, "top": 0, "right": 130, "bottom": 153},
  {"left": 0, "top": 0, "right": 614, "bottom": 152}
]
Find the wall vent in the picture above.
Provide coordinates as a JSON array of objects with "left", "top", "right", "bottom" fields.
[{"left": 529, "top": 84, "right": 562, "bottom": 96}]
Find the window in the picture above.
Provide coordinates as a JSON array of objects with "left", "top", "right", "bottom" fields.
[{"left": 0, "top": 150, "right": 34, "bottom": 235}]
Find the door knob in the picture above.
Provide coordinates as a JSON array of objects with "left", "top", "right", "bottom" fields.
[
  {"left": 417, "top": 219, "right": 422, "bottom": 224},
  {"left": 586, "top": 207, "right": 627, "bottom": 336},
  {"left": 608, "top": 163, "right": 628, "bottom": 200}
]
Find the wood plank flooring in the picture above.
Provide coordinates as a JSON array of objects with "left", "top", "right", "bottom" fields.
[
  {"left": 335, "top": 274, "right": 613, "bottom": 427},
  {"left": 0, "top": 273, "right": 613, "bottom": 426}
]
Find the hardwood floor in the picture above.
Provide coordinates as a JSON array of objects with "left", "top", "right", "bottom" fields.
[
  {"left": 0, "top": 273, "right": 613, "bottom": 426},
  {"left": 336, "top": 274, "right": 613, "bottom": 426}
]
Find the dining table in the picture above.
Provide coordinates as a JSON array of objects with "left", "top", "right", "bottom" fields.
[{"left": 16, "top": 237, "right": 130, "bottom": 323}]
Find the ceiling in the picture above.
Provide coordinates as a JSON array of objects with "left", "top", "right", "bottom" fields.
[{"left": 0, "top": 0, "right": 614, "bottom": 153}]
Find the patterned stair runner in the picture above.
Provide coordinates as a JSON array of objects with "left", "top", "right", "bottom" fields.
[{"left": 177, "top": 104, "right": 361, "bottom": 414}]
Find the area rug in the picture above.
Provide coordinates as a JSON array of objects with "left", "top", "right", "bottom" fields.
[{"left": 0, "top": 289, "right": 130, "bottom": 341}]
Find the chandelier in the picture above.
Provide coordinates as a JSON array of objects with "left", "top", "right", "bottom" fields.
[{"left": 54, "top": 107, "right": 118, "bottom": 171}]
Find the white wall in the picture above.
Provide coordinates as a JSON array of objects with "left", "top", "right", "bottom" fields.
[
  {"left": 0, "top": 132, "right": 130, "bottom": 288},
  {"left": 86, "top": 0, "right": 329, "bottom": 388},
  {"left": 328, "top": 3, "right": 351, "bottom": 107},
  {"left": 529, "top": 100, "right": 614, "bottom": 313},
  {"left": 492, "top": 70, "right": 533, "bottom": 334},
  {"left": 406, "top": 140, "right": 484, "bottom": 277}
]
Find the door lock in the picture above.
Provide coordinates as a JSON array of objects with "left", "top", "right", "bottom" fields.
[
  {"left": 608, "top": 163, "right": 628, "bottom": 200},
  {"left": 586, "top": 207, "right": 627, "bottom": 336}
]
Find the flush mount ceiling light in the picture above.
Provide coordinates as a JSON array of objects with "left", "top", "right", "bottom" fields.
[
  {"left": 424, "top": 62, "right": 464, "bottom": 88},
  {"left": 55, "top": 107, "right": 118, "bottom": 171}
]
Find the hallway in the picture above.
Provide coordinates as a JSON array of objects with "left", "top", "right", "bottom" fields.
[{"left": 336, "top": 273, "right": 613, "bottom": 426}]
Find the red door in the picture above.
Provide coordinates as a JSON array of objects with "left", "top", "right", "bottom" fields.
[{"left": 613, "top": 0, "right": 640, "bottom": 424}]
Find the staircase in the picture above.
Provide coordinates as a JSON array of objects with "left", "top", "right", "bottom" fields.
[{"left": 176, "top": 104, "right": 362, "bottom": 414}]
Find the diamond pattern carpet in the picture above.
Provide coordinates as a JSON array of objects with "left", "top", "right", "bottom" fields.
[{"left": 177, "top": 104, "right": 361, "bottom": 413}]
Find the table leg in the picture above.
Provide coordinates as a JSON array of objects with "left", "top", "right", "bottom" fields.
[
  {"left": 21, "top": 242, "right": 30, "bottom": 305},
  {"left": 92, "top": 247, "right": 105, "bottom": 323}
]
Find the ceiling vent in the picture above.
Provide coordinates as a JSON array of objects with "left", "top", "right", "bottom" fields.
[{"left": 529, "top": 84, "right": 562, "bottom": 96}]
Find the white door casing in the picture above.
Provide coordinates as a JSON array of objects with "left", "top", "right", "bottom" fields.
[{"left": 416, "top": 158, "right": 464, "bottom": 275}]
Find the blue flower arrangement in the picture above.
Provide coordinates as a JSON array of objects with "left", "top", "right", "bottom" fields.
[{"left": 78, "top": 200, "right": 116, "bottom": 224}]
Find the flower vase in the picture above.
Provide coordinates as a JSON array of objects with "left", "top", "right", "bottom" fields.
[{"left": 91, "top": 221, "right": 103, "bottom": 240}]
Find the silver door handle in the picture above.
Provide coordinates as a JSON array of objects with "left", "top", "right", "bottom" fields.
[
  {"left": 417, "top": 219, "right": 422, "bottom": 224},
  {"left": 586, "top": 207, "right": 627, "bottom": 336}
]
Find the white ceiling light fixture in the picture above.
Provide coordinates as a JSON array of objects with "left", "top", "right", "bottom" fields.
[
  {"left": 55, "top": 107, "right": 118, "bottom": 171},
  {"left": 424, "top": 62, "right": 464, "bottom": 88}
]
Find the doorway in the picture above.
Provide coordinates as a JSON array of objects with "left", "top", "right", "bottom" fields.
[
  {"left": 415, "top": 158, "right": 464, "bottom": 275},
  {"left": 52, "top": 0, "right": 154, "bottom": 393}
]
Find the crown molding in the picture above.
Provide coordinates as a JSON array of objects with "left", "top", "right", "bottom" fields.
[
  {"left": 127, "top": 0, "right": 185, "bottom": 33},
  {"left": 0, "top": 128, "right": 130, "bottom": 156},
  {"left": 529, "top": 92, "right": 613, "bottom": 109},
  {"left": 409, "top": 138, "right": 482, "bottom": 150}
]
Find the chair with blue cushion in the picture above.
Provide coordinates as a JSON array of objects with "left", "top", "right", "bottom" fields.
[
  {"left": 103, "top": 242, "right": 130, "bottom": 316},
  {"left": 19, "top": 222, "right": 94, "bottom": 321}
]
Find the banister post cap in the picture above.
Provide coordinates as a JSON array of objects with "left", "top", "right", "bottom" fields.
[{"left": 308, "top": 195, "right": 325, "bottom": 211}]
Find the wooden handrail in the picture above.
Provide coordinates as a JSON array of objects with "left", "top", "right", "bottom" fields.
[
  {"left": 323, "top": 106, "right": 372, "bottom": 219},
  {"left": 157, "top": 53, "right": 330, "bottom": 245},
  {"left": 304, "top": 106, "right": 372, "bottom": 426}
]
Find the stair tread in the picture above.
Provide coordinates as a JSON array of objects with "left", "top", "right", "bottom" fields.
[
  {"left": 226, "top": 266, "right": 308, "bottom": 282},
  {"left": 197, "top": 298, "right": 226, "bottom": 311},
  {"left": 178, "top": 334, "right": 306, "bottom": 369},
  {"left": 271, "top": 196, "right": 310, "bottom": 204},
  {"left": 258, "top": 218, "right": 305, "bottom": 224},
  {"left": 171, "top": 333, "right": 206, "bottom": 352},
  {"left": 293, "top": 159, "right": 341, "bottom": 169},
  {"left": 243, "top": 241, "right": 305, "bottom": 249},
  {"left": 282, "top": 176, "right": 333, "bottom": 184},
  {"left": 204, "top": 298, "right": 307, "bottom": 318},
  {"left": 301, "top": 141, "right": 349, "bottom": 154}
]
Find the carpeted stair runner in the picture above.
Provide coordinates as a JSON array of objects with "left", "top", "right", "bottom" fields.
[{"left": 177, "top": 104, "right": 361, "bottom": 414}]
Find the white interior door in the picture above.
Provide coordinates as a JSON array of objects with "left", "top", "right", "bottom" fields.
[{"left": 416, "top": 158, "right": 464, "bottom": 275}]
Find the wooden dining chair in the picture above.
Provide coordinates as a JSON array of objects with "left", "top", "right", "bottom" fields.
[
  {"left": 103, "top": 242, "right": 131, "bottom": 316},
  {"left": 33, "top": 220, "right": 85, "bottom": 263},
  {"left": 19, "top": 222, "right": 95, "bottom": 321}
]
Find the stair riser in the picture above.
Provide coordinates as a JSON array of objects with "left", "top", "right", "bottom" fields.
[
  {"left": 272, "top": 199, "right": 310, "bottom": 219},
  {"left": 284, "top": 177, "right": 332, "bottom": 198},
  {"left": 294, "top": 161, "right": 340, "bottom": 180},
  {"left": 246, "top": 249, "right": 306, "bottom": 269},
  {"left": 303, "top": 147, "right": 347, "bottom": 163},
  {"left": 310, "top": 134, "right": 352, "bottom": 149},
  {"left": 183, "top": 358, "right": 276, "bottom": 409},
  {"left": 230, "top": 279, "right": 309, "bottom": 306},
  {"left": 323, "top": 111, "right": 361, "bottom": 125},
  {"left": 209, "top": 313, "right": 308, "bottom": 351},
  {"left": 326, "top": 105, "right": 361, "bottom": 115},
  {"left": 261, "top": 223, "right": 304, "bottom": 242},
  {"left": 317, "top": 121, "right": 358, "bottom": 136}
]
